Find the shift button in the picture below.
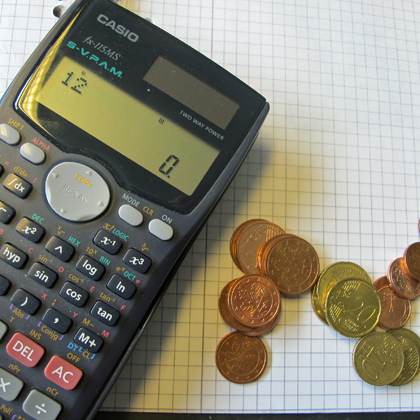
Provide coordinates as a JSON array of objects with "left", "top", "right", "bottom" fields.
[{"left": 148, "top": 219, "right": 173, "bottom": 241}]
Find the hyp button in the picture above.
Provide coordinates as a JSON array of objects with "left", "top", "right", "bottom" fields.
[{"left": 45, "top": 162, "right": 110, "bottom": 222}]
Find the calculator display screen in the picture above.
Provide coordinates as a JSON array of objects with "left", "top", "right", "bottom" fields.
[{"left": 34, "top": 57, "right": 219, "bottom": 196}]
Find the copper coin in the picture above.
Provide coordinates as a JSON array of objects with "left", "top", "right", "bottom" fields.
[
  {"left": 218, "top": 280, "right": 254, "bottom": 333},
  {"left": 373, "top": 276, "right": 389, "bottom": 292},
  {"left": 230, "top": 219, "right": 285, "bottom": 274},
  {"left": 375, "top": 283, "right": 411, "bottom": 330},
  {"left": 215, "top": 331, "right": 267, "bottom": 383},
  {"left": 387, "top": 258, "right": 420, "bottom": 299},
  {"left": 239, "top": 312, "right": 279, "bottom": 337},
  {"left": 404, "top": 242, "right": 420, "bottom": 281},
  {"left": 228, "top": 274, "right": 281, "bottom": 328},
  {"left": 259, "top": 234, "right": 320, "bottom": 295}
]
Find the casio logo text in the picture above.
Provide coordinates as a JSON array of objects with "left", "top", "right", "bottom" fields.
[{"left": 97, "top": 14, "right": 139, "bottom": 43}]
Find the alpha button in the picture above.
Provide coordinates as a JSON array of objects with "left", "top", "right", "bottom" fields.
[{"left": 45, "top": 162, "right": 110, "bottom": 222}]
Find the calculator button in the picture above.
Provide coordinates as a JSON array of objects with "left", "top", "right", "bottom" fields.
[
  {"left": 76, "top": 255, "right": 105, "bottom": 281},
  {"left": 11, "top": 289, "right": 41, "bottom": 315},
  {"left": 45, "top": 161, "right": 110, "bottom": 222},
  {"left": 107, "top": 274, "right": 136, "bottom": 300},
  {"left": 0, "top": 201, "right": 15, "bottom": 224},
  {"left": 6, "top": 333, "right": 45, "bottom": 368},
  {"left": 118, "top": 204, "right": 143, "bottom": 226},
  {"left": 0, "top": 367, "right": 24, "bottom": 401},
  {"left": 44, "top": 356, "right": 83, "bottom": 390},
  {"left": 59, "top": 282, "right": 89, "bottom": 307},
  {"left": 45, "top": 236, "right": 75, "bottom": 262},
  {"left": 20, "top": 143, "right": 46, "bottom": 165},
  {"left": 74, "top": 327, "right": 103, "bottom": 353},
  {"left": 0, "top": 123, "right": 20, "bottom": 145},
  {"left": 93, "top": 229, "right": 122, "bottom": 255},
  {"left": 3, "top": 174, "right": 32, "bottom": 198},
  {"left": 148, "top": 219, "right": 173, "bottom": 241},
  {"left": 16, "top": 218, "right": 45, "bottom": 243},
  {"left": 0, "top": 244, "right": 28, "bottom": 269},
  {"left": 0, "top": 275, "right": 10, "bottom": 295},
  {"left": 28, "top": 263, "right": 58, "bottom": 288},
  {"left": 42, "top": 308, "right": 72, "bottom": 334},
  {"left": 23, "top": 389, "right": 62, "bottom": 420},
  {"left": 91, "top": 301, "right": 120, "bottom": 326},
  {"left": 123, "top": 249, "right": 152, "bottom": 274},
  {"left": 0, "top": 321, "right": 7, "bottom": 341}
]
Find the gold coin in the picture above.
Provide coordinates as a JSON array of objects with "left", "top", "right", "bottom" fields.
[
  {"left": 388, "top": 330, "right": 420, "bottom": 386},
  {"left": 325, "top": 278, "right": 381, "bottom": 338},
  {"left": 353, "top": 332, "right": 404, "bottom": 386},
  {"left": 387, "top": 328, "right": 420, "bottom": 374},
  {"left": 311, "top": 283, "right": 327, "bottom": 325},
  {"left": 317, "top": 262, "right": 371, "bottom": 312}
]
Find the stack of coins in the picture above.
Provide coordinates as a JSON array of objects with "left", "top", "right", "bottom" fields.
[
  {"left": 310, "top": 242, "right": 420, "bottom": 387},
  {"left": 216, "top": 219, "right": 320, "bottom": 383}
]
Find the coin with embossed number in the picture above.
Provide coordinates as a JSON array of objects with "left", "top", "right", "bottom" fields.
[
  {"left": 317, "top": 262, "right": 371, "bottom": 313},
  {"left": 388, "top": 329, "right": 420, "bottom": 386},
  {"left": 215, "top": 331, "right": 267, "bottom": 384},
  {"left": 325, "top": 278, "right": 381, "bottom": 338},
  {"left": 387, "top": 258, "right": 420, "bottom": 299},
  {"left": 258, "top": 234, "right": 319, "bottom": 295},
  {"left": 373, "top": 276, "right": 411, "bottom": 330},
  {"left": 230, "top": 220, "right": 285, "bottom": 274},
  {"left": 228, "top": 274, "right": 281, "bottom": 328},
  {"left": 403, "top": 242, "right": 420, "bottom": 281},
  {"left": 353, "top": 332, "right": 404, "bottom": 386}
]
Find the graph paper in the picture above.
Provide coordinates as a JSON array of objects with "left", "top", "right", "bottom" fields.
[{"left": 1, "top": 0, "right": 420, "bottom": 414}]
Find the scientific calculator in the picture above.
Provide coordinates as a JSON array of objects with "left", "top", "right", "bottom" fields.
[{"left": 0, "top": 0, "right": 269, "bottom": 419}]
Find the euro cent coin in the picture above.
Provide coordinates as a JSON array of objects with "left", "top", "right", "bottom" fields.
[{"left": 215, "top": 331, "right": 267, "bottom": 384}]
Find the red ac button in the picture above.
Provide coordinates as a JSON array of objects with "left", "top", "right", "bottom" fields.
[{"left": 44, "top": 356, "right": 83, "bottom": 390}]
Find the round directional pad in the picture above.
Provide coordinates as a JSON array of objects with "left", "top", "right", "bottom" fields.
[{"left": 45, "top": 162, "right": 110, "bottom": 222}]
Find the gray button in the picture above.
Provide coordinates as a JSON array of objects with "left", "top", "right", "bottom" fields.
[
  {"left": 118, "top": 204, "right": 143, "bottom": 226},
  {"left": 0, "top": 124, "right": 20, "bottom": 145},
  {"left": 23, "top": 390, "right": 62, "bottom": 420},
  {"left": 148, "top": 219, "right": 173, "bottom": 241},
  {"left": 20, "top": 143, "right": 46, "bottom": 165},
  {"left": 45, "top": 162, "right": 110, "bottom": 222},
  {"left": 0, "top": 367, "right": 24, "bottom": 401},
  {"left": 0, "top": 320, "right": 7, "bottom": 340}
]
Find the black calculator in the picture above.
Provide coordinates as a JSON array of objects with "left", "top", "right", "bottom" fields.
[{"left": 0, "top": 0, "right": 269, "bottom": 419}]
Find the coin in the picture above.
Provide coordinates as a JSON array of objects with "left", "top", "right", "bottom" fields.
[
  {"left": 353, "top": 332, "right": 404, "bottom": 386},
  {"left": 387, "top": 258, "right": 420, "bottom": 299},
  {"left": 373, "top": 278, "right": 411, "bottom": 330},
  {"left": 388, "top": 328, "right": 420, "bottom": 374},
  {"left": 388, "top": 330, "right": 420, "bottom": 386},
  {"left": 215, "top": 331, "right": 267, "bottom": 383},
  {"left": 228, "top": 274, "right": 281, "bottom": 328},
  {"left": 240, "top": 312, "right": 279, "bottom": 337},
  {"left": 317, "top": 262, "right": 371, "bottom": 312},
  {"left": 403, "top": 242, "right": 420, "bottom": 281},
  {"left": 258, "top": 234, "right": 319, "bottom": 295},
  {"left": 325, "top": 278, "right": 381, "bottom": 338},
  {"left": 218, "top": 280, "right": 254, "bottom": 333},
  {"left": 311, "top": 282, "right": 327, "bottom": 325},
  {"left": 230, "top": 219, "right": 285, "bottom": 274}
]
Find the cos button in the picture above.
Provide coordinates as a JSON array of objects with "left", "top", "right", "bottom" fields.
[{"left": 59, "top": 282, "right": 89, "bottom": 307}]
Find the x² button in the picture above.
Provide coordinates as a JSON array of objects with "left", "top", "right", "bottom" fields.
[{"left": 0, "top": 367, "right": 23, "bottom": 401}]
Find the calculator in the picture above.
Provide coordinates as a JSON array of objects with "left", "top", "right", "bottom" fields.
[{"left": 0, "top": 0, "right": 269, "bottom": 419}]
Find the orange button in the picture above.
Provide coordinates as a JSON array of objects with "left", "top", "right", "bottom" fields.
[
  {"left": 44, "top": 356, "right": 83, "bottom": 390},
  {"left": 6, "top": 333, "right": 45, "bottom": 367}
]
